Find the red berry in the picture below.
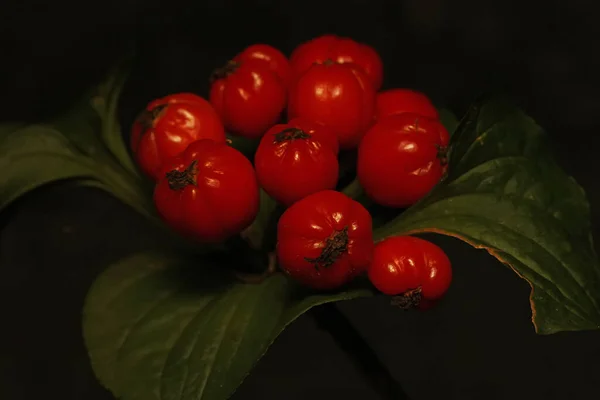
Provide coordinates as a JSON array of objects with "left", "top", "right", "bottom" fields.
[
  {"left": 254, "top": 117, "right": 339, "bottom": 206},
  {"left": 235, "top": 44, "right": 291, "bottom": 87},
  {"left": 290, "top": 35, "right": 383, "bottom": 90},
  {"left": 368, "top": 236, "right": 452, "bottom": 308},
  {"left": 154, "top": 139, "right": 260, "bottom": 243},
  {"left": 288, "top": 61, "right": 376, "bottom": 150},
  {"left": 130, "top": 93, "right": 226, "bottom": 181},
  {"left": 357, "top": 113, "right": 450, "bottom": 207},
  {"left": 277, "top": 190, "right": 374, "bottom": 290},
  {"left": 210, "top": 58, "right": 287, "bottom": 139}
]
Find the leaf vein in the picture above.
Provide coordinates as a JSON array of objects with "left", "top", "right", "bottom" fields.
[
  {"left": 116, "top": 288, "right": 182, "bottom": 363},
  {"left": 158, "top": 294, "right": 217, "bottom": 400},
  {"left": 192, "top": 292, "right": 243, "bottom": 399}
]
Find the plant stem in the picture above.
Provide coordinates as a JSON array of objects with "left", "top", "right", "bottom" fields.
[{"left": 311, "top": 303, "right": 411, "bottom": 400}]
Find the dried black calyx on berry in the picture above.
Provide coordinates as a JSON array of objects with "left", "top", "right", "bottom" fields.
[
  {"left": 390, "top": 287, "right": 422, "bottom": 310},
  {"left": 436, "top": 144, "right": 449, "bottom": 166},
  {"left": 166, "top": 159, "right": 199, "bottom": 190},
  {"left": 304, "top": 226, "right": 349, "bottom": 270},
  {"left": 137, "top": 104, "right": 168, "bottom": 131},
  {"left": 210, "top": 60, "right": 240, "bottom": 83},
  {"left": 273, "top": 127, "right": 311, "bottom": 143}
]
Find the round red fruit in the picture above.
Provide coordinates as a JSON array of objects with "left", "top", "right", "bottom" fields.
[
  {"left": 277, "top": 190, "right": 374, "bottom": 290},
  {"left": 254, "top": 118, "right": 339, "bottom": 206},
  {"left": 290, "top": 34, "right": 383, "bottom": 90},
  {"left": 234, "top": 44, "right": 291, "bottom": 87},
  {"left": 288, "top": 61, "right": 376, "bottom": 150},
  {"left": 209, "top": 58, "right": 287, "bottom": 139},
  {"left": 368, "top": 236, "right": 452, "bottom": 307},
  {"left": 154, "top": 139, "right": 259, "bottom": 243},
  {"left": 376, "top": 89, "right": 439, "bottom": 121},
  {"left": 131, "top": 93, "right": 226, "bottom": 181},
  {"left": 357, "top": 113, "right": 450, "bottom": 207}
]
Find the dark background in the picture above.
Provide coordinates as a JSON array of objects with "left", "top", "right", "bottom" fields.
[{"left": 1, "top": 0, "right": 599, "bottom": 399}]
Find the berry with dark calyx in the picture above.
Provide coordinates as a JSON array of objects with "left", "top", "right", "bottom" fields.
[
  {"left": 254, "top": 117, "right": 339, "bottom": 206},
  {"left": 153, "top": 139, "right": 260, "bottom": 243},
  {"left": 368, "top": 235, "right": 452, "bottom": 310},
  {"left": 277, "top": 190, "right": 374, "bottom": 290}
]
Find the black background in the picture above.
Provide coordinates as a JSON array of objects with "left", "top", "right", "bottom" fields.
[{"left": 1, "top": 0, "right": 599, "bottom": 399}]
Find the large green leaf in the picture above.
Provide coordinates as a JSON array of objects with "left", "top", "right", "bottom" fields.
[
  {"left": 0, "top": 124, "right": 96, "bottom": 210},
  {"left": 374, "top": 97, "right": 600, "bottom": 334},
  {"left": 92, "top": 57, "right": 142, "bottom": 179},
  {"left": 0, "top": 61, "right": 156, "bottom": 223},
  {"left": 83, "top": 251, "right": 371, "bottom": 400}
]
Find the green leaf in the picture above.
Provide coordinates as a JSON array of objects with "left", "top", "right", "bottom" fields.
[
  {"left": 438, "top": 108, "right": 459, "bottom": 136},
  {"left": 92, "top": 57, "right": 142, "bottom": 179},
  {"left": 0, "top": 61, "right": 156, "bottom": 223},
  {"left": 0, "top": 124, "right": 97, "bottom": 211},
  {"left": 374, "top": 97, "right": 600, "bottom": 334},
  {"left": 83, "top": 251, "right": 371, "bottom": 400}
]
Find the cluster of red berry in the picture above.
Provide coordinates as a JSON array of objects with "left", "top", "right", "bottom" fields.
[{"left": 130, "top": 34, "right": 452, "bottom": 308}]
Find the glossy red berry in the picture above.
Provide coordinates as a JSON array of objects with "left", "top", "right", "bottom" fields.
[
  {"left": 153, "top": 139, "right": 260, "bottom": 243},
  {"left": 130, "top": 93, "right": 226, "bottom": 181},
  {"left": 357, "top": 113, "right": 450, "bottom": 208},
  {"left": 209, "top": 58, "right": 287, "bottom": 139},
  {"left": 290, "top": 34, "right": 384, "bottom": 90},
  {"left": 288, "top": 61, "right": 376, "bottom": 150},
  {"left": 254, "top": 117, "right": 339, "bottom": 206},
  {"left": 368, "top": 236, "right": 452, "bottom": 308},
  {"left": 277, "top": 190, "right": 374, "bottom": 290},
  {"left": 235, "top": 44, "right": 291, "bottom": 87}
]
